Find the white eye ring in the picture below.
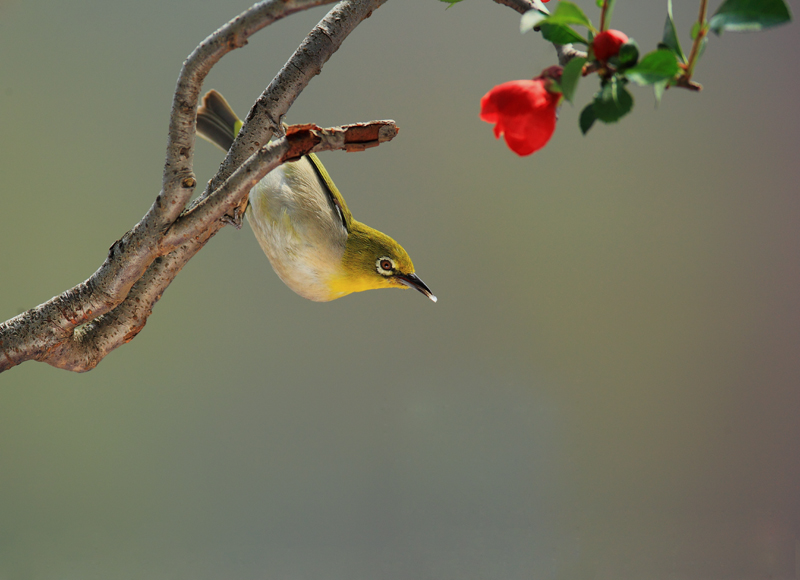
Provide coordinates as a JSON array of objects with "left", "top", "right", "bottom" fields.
[{"left": 376, "top": 256, "right": 395, "bottom": 276}]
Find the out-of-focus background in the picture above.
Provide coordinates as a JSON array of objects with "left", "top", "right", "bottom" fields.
[{"left": 1, "top": 1, "right": 798, "bottom": 578}]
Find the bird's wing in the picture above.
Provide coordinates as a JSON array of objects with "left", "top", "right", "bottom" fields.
[{"left": 306, "top": 152, "right": 353, "bottom": 233}]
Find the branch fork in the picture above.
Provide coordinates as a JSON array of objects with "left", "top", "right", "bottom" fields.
[
  {"left": 1, "top": 0, "right": 523, "bottom": 373},
  {"left": 0, "top": 0, "right": 391, "bottom": 373}
]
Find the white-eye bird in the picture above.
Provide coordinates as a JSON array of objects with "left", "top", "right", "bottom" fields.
[{"left": 196, "top": 90, "right": 436, "bottom": 303}]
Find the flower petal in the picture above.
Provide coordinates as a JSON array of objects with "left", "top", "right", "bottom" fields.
[{"left": 480, "top": 78, "right": 560, "bottom": 156}]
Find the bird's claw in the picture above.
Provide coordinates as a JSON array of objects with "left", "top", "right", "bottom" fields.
[{"left": 222, "top": 206, "right": 243, "bottom": 229}]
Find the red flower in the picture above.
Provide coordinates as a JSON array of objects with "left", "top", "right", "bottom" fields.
[
  {"left": 480, "top": 73, "right": 561, "bottom": 156},
  {"left": 592, "top": 29, "right": 629, "bottom": 62}
]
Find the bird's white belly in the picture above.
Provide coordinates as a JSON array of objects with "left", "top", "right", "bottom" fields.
[{"left": 246, "top": 159, "right": 348, "bottom": 302}]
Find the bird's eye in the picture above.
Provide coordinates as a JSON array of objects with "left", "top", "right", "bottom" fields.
[{"left": 376, "top": 257, "right": 395, "bottom": 276}]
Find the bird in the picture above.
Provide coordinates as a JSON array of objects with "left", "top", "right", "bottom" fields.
[{"left": 196, "top": 90, "right": 436, "bottom": 303}]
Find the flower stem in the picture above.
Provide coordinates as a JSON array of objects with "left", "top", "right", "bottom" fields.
[
  {"left": 684, "top": 0, "right": 708, "bottom": 80},
  {"left": 600, "top": 0, "right": 608, "bottom": 31}
]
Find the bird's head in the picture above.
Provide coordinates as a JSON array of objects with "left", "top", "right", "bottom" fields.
[{"left": 327, "top": 221, "right": 436, "bottom": 302}]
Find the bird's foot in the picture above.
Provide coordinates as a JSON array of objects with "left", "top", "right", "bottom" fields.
[{"left": 222, "top": 206, "right": 244, "bottom": 229}]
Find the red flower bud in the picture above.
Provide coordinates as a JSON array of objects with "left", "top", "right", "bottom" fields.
[
  {"left": 592, "top": 29, "right": 629, "bottom": 62},
  {"left": 479, "top": 78, "right": 561, "bottom": 156}
]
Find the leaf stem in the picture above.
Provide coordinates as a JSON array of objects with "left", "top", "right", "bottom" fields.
[
  {"left": 683, "top": 0, "right": 708, "bottom": 81},
  {"left": 600, "top": 0, "right": 608, "bottom": 31}
]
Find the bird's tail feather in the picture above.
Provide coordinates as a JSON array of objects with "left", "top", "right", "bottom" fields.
[{"left": 196, "top": 90, "right": 241, "bottom": 151}]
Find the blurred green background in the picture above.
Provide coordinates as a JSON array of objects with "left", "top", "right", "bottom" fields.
[{"left": 1, "top": 1, "right": 798, "bottom": 578}]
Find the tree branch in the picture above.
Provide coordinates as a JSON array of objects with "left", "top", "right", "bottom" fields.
[
  {"left": 159, "top": 0, "right": 340, "bottom": 225},
  {"left": 491, "top": 0, "right": 585, "bottom": 67},
  {"left": 554, "top": 43, "right": 587, "bottom": 66},
  {"left": 0, "top": 120, "right": 397, "bottom": 373},
  {"left": 1, "top": 0, "right": 527, "bottom": 374},
  {"left": 164, "top": 121, "right": 398, "bottom": 249},
  {"left": 0, "top": 0, "right": 391, "bottom": 373},
  {"left": 491, "top": 0, "right": 535, "bottom": 15},
  {"left": 205, "top": 0, "right": 389, "bottom": 207}
]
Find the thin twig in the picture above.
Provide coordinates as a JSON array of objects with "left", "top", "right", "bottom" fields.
[
  {"left": 164, "top": 122, "right": 398, "bottom": 249},
  {"left": 600, "top": 0, "right": 608, "bottom": 31},
  {"left": 204, "top": 0, "right": 390, "bottom": 207},
  {"left": 158, "top": 0, "right": 338, "bottom": 226},
  {"left": 555, "top": 44, "right": 587, "bottom": 66},
  {"left": 683, "top": 0, "right": 708, "bottom": 81}
]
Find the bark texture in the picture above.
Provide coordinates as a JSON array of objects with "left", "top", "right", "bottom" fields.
[{"left": 0, "top": 0, "right": 390, "bottom": 373}]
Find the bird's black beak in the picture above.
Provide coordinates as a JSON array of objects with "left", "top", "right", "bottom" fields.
[{"left": 396, "top": 272, "right": 437, "bottom": 302}]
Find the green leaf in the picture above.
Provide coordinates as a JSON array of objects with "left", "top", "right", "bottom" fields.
[
  {"left": 697, "top": 36, "right": 708, "bottom": 60},
  {"left": 546, "top": 1, "right": 595, "bottom": 31},
  {"left": 438, "top": 0, "right": 464, "bottom": 5},
  {"left": 624, "top": 49, "right": 680, "bottom": 86},
  {"left": 580, "top": 103, "right": 597, "bottom": 134},
  {"left": 530, "top": 1, "right": 593, "bottom": 42},
  {"left": 662, "top": 0, "right": 686, "bottom": 63},
  {"left": 616, "top": 39, "right": 640, "bottom": 67},
  {"left": 520, "top": 10, "right": 547, "bottom": 33},
  {"left": 560, "top": 57, "right": 587, "bottom": 103},
  {"left": 709, "top": 0, "right": 792, "bottom": 33},
  {"left": 592, "top": 77, "right": 633, "bottom": 123},
  {"left": 539, "top": 22, "right": 589, "bottom": 45},
  {"left": 653, "top": 79, "right": 668, "bottom": 106}
]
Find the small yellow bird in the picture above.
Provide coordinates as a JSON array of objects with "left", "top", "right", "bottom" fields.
[{"left": 197, "top": 90, "right": 436, "bottom": 303}]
